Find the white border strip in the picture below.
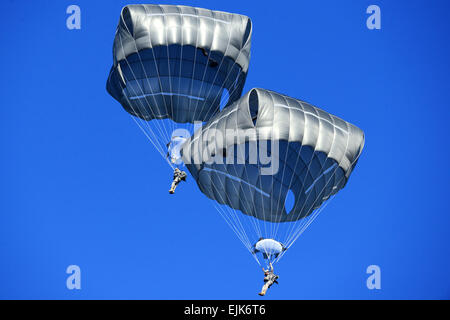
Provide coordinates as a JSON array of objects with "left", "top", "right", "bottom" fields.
[
  {"left": 304, "top": 163, "right": 338, "bottom": 194},
  {"left": 129, "top": 92, "right": 205, "bottom": 101},
  {"left": 146, "top": 13, "right": 230, "bottom": 25}
]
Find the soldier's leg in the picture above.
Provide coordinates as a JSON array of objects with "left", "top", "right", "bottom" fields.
[
  {"left": 259, "top": 282, "right": 270, "bottom": 296},
  {"left": 169, "top": 178, "right": 181, "bottom": 194},
  {"left": 169, "top": 181, "right": 176, "bottom": 194}
]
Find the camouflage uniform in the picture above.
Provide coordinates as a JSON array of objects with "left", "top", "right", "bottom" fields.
[
  {"left": 169, "top": 168, "right": 187, "bottom": 194},
  {"left": 259, "top": 270, "right": 279, "bottom": 296}
]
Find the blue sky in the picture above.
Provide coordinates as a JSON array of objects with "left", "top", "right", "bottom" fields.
[{"left": 1, "top": 0, "right": 449, "bottom": 299}]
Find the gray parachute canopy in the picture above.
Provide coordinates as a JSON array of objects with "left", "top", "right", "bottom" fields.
[
  {"left": 182, "top": 88, "right": 365, "bottom": 223},
  {"left": 106, "top": 4, "right": 252, "bottom": 123}
]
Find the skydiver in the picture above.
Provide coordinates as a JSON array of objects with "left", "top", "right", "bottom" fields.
[
  {"left": 258, "top": 262, "right": 279, "bottom": 296},
  {"left": 169, "top": 167, "right": 187, "bottom": 194}
]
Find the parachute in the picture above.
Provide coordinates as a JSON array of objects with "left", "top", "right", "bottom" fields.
[
  {"left": 253, "top": 238, "right": 286, "bottom": 260},
  {"left": 106, "top": 4, "right": 252, "bottom": 168},
  {"left": 181, "top": 88, "right": 365, "bottom": 267}
]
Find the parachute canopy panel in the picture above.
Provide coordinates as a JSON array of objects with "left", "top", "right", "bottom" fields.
[
  {"left": 182, "top": 88, "right": 365, "bottom": 223},
  {"left": 106, "top": 4, "right": 252, "bottom": 123}
]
